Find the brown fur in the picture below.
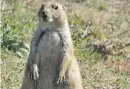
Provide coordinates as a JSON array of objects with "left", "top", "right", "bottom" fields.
[{"left": 21, "top": 1, "right": 83, "bottom": 89}]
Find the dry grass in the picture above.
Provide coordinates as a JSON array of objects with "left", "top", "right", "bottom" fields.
[{"left": 1, "top": 0, "right": 130, "bottom": 89}]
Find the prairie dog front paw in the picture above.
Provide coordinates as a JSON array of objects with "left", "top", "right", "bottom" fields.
[
  {"left": 33, "top": 64, "right": 39, "bottom": 80},
  {"left": 56, "top": 71, "right": 66, "bottom": 84}
]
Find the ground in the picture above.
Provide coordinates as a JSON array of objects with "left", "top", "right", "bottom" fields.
[{"left": 1, "top": 0, "right": 130, "bottom": 89}]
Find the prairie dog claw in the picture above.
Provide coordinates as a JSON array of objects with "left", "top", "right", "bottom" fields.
[{"left": 33, "top": 64, "right": 39, "bottom": 80}]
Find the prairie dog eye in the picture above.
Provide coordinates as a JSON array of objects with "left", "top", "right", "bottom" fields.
[
  {"left": 54, "top": 6, "right": 58, "bottom": 10},
  {"left": 51, "top": 4, "right": 58, "bottom": 10}
]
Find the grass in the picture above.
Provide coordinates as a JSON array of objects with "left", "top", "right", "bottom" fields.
[
  {"left": 1, "top": 0, "right": 130, "bottom": 89},
  {"left": 81, "top": 60, "right": 130, "bottom": 89},
  {"left": 2, "top": 49, "right": 130, "bottom": 89},
  {"left": 1, "top": 50, "right": 25, "bottom": 89}
]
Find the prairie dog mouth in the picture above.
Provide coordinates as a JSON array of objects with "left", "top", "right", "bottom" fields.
[
  {"left": 41, "top": 12, "right": 53, "bottom": 22},
  {"left": 43, "top": 17, "right": 53, "bottom": 22}
]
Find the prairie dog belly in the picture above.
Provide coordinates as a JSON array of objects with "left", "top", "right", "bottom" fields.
[
  {"left": 37, "top": 30, "right": 62, "bottom": 66},
  {"left": 36, "top": 30, "right": 62, "bottom": 89}
]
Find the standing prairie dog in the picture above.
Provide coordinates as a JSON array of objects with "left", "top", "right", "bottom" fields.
[{"left": 21, "top": 1, "right": 83, "bottom": 89}]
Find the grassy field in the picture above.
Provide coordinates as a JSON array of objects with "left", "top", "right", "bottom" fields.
[{"left": 1, "top": 0, "right": 130, "bottom": 89}]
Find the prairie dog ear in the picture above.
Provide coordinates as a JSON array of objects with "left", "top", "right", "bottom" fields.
[
  {"left": 62, "top": 5, "right": 65, "bottom": 10},
  {"left": 61, "top": 4, "right": 66, "bottom": 11}
]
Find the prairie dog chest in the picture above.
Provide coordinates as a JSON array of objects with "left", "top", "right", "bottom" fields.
[{"left": 39, "top": 30, "right": 61, "bottom": 48}]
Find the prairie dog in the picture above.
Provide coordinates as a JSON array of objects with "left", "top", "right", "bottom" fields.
[{"left": 21, "top": 1, "right": 83, "bottom": 89}]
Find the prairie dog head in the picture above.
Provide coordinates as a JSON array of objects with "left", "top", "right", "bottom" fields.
[{"left": 38, "top": 2, "right": 67, "bottom": 23}]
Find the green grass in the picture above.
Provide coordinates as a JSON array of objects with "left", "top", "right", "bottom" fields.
[
  {"left": 1, "top": 0, "right": 130, "bottom": 89},
  {"left": 1, "top": 50, "right": 25, "bottom": 89},
  {"left": 2, "top": 49, "right": 130, "bottom": 89}
]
